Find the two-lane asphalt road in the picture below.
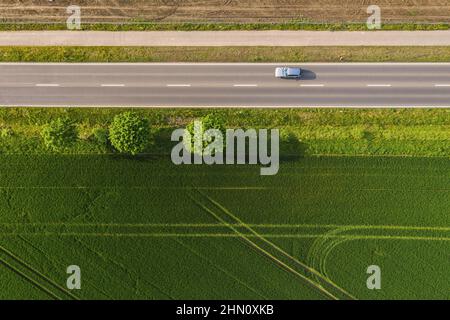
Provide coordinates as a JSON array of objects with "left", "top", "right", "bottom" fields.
[{"left": 1, "top": 63, "right": 450, "bottom": 107}]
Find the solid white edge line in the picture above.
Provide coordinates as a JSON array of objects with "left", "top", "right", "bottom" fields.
[
  {"left": 0, "top": 105, "right": 449, "bottom": 109},
  {"left": 4, "top": 62, "right": 450, "bottom": 66}
]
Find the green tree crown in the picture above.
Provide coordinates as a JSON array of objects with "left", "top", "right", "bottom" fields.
[
  {"left": 185, "top": 113, "right": 226, "bottom": 155},
  {"left": 109, "top": 112, "right": 150, "bottom": 155}
]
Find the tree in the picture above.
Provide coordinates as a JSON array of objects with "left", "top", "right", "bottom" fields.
[
  {"left": 185, "top": 113, "right": 226, "bottom": 155},
  {"left": 41, "top": 117, "right": 77, "bottom": 151},
  {"left": 109, "top": 112, "right": 150, "bottom": 155}
]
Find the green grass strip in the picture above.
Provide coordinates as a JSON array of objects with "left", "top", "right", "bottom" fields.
[
  {"left": 0, "top": 22, "right": 450, "bottom": 31},
  {"left": 4, "top": 46, "right": 450, "bottom": 62}
]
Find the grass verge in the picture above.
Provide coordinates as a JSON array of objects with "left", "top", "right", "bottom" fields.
[
  {"left": 1, "top": 22, "right": 450, "bottom": 31},
  {"left": 2, "top": 46, "right": 450, "bottom": 63},
  {"left": 0, "top": 108, "right": 448, "bottom": 157}
]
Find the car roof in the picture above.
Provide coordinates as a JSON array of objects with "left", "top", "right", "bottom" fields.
[{"left": 286, "top": 67, "right": 301, "bottom": 75}]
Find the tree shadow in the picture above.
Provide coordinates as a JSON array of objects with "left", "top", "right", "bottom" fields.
[
  {"left": 280, "top": 131, "right": 309, "bottom": 161},
  {"left": 107, "top": 128, "right": 310, "bottom": 163},
  {"left": 150, "top": 127, "right": 184, "bottom": 155},
  {"left": 108, "top": 153, "right": 162, "bottom": 162}
]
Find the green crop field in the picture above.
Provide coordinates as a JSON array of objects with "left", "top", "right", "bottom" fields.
[{"left": 0, "top": 154, "right": 448, "bottom": 299}]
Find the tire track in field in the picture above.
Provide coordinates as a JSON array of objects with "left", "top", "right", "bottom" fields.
[
  {"left": 1, "top": 222, "right": 450, "bottom": 239},
  {"left": 173, "top": 237, "right": 268, "bottom": 299},
  {"left": 0, "top": 185, "right": 449, "bottom": 192},
  {"left": 1, "top": 221, "right": 450, "bottom": 239},
  {"left": 0, "top": 256, "right": 61, "bottom": 300},
  {"left": 0, "top": 186, "right": 269, "bottom": 190},
  {"left": 189, "top": 190, "right": 353, "bottom": 300},
  {"left": 188, "top": 192, "right": 340, "bottom": 300},
  {"left": 0, "top": 245, "right": 78, "bottom": 300},
  {"left": 18, "top": 235, "right": 61, "bottom": 271},
  {"left": 322, "top": 238, "right": 350, "bottom": 281},
  {"left": 307, "top": 227, "right": 346, "bottom": 283},
  {"left": 319, "top": 235, "right": 449, "bottom": 298},
  {"left": 3, "top": 233, "right": 450, "bottom": 241},
  {"left": 2, "top": 222, "right": 449, "bottom": 231},
  {"left": 18, "top": 235, "right": 114, "bottom": 300},
  {"left": 196, "top": 190, "right": 356, "bottom": 300},
  {"left": 2, "top": 224, "right": 449, "bottom": 299},
  {"left": 307, "top": 225, "right": 450, "bottom": 289},
  {"left": 73, "top": 237, "right": 174, "bottom": 299},
  {"left": 13, "top": 234, "right": 172, "bottom": 299},
  {"left": 307, "top": 227, "right": 354, "bottom": 283}
]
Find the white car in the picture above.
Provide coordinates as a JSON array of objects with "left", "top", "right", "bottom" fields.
[{"left": 275, "top": 67, "right": 302, "bottom": 79}]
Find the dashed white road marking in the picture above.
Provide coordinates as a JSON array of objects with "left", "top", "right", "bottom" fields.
[
  {"left": 166, "top": 84, "right": 191, "bottom": 87},
  {"left": 300, "top": 84, "right": 325, "bottom": 87},
  {"left": 233, "top": 84, "right": 258, "bottom": 87},
  {"left": 367, "top": 84, "right": 392, "bottom": 87},
  {"left": 35, "top": 83, "right": 60, "bottom": 87},
  {"left": 101, "top": 84, "right": 125, "bottom": 87},
  {"left": 434, "top": 84, "right": 450, "bottom": 87}
]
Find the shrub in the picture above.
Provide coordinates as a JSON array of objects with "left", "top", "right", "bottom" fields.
[
  {"left": 109, "top": 112, "right": 150, "bottom": 155},
  {"left": 92, "top": 127, "right": 109, "bottom": 146},
  {"left": 41, "top": 117, "right": 77, "bottom": 151}
]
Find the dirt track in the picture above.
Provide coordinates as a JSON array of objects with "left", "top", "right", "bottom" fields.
[{"left": 2, "top": 1, "right": 450, "bottom": 23}]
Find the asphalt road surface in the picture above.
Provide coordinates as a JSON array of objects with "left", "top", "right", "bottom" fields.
[{"left": 1, "top": 63, "right": 450, "bottom": 107}]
